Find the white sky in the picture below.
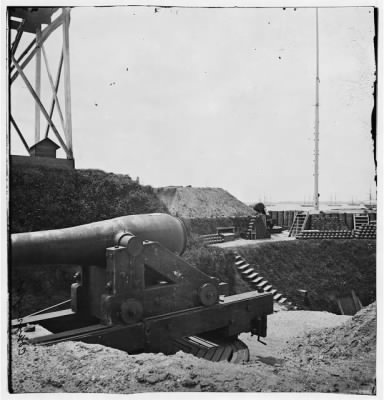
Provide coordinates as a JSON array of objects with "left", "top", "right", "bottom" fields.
[{"left": 9, "top": 5, "right": 377, "bottom": 203}]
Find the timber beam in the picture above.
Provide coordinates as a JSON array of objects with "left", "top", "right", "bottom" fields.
[{"left": 9, "top": 7, "right": 74, "bottom": 161}]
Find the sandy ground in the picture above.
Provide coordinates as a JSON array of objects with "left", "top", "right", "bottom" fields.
[
  {"left": 213, "top": 231, "right": 295, "bottom": 249},
  {"left": 10, "top": 302, "right": 376, "bottom": 395},
  {"left": 241, "top": 305, "right": 352, "bottom": 360}
]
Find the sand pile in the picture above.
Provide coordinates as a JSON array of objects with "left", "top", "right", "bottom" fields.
[
  {"left": 155, "top": 186, "right": 254, "bottom": 218},
  {"left": 10, "top": 338, "right": 268, "bottom": 393},
  {"left": 282, "top": 302, "right": 376, "bottom": 362}
]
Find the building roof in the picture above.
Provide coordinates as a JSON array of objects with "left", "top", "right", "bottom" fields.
[{"left": 29, "top": 137, "right": 60, "bottom": 151}]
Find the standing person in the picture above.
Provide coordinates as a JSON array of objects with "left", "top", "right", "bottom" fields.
[
  {"left": 252, "top": 202, "right": 271, "bottom": 238},
  {"left": 253, "top": 202, "right": 274, "bottom": 229}
]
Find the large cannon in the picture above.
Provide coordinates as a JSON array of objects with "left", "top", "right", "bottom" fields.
[
  {"left": 12, "top": 213, "right": 273, "bottom": 362},
  {"left": 12, "top": 213, "right": 188, "bottom": 266}
]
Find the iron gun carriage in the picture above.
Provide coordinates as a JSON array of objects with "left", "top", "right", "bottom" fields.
[{"left": 12, "top": 213, "right": 273, "bottom": 362}]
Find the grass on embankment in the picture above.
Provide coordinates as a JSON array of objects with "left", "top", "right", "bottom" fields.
[
  {"left": 9, "top": 166, "right": 169, "bottom": 233},
  {"left": 237, "top": 239, "right": 376, "bottom": 313},
  {"left": 183, "top": 236, "right": 251, "bottom": 296}
]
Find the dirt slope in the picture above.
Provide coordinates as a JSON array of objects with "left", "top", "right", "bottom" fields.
[
  {"left": 282, "top": 301, "right": 376, "bottom": 361},
  {"left": 156, "top": 186, "right": 254, "bottom": 218},
  {"left": 235, "top": 239, "right": 376, "bottom": 313},
  {"left": 10, "top": 303, "right": 376, "bottom": 394}
]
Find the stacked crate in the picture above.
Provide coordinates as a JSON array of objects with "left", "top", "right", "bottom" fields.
[{"left": 199, "top": 233, "right": 224, "bottom": 245}]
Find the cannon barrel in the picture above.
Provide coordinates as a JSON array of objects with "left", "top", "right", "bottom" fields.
[{"left": 11, "top": 213, "right": 188, "bottom": 267}]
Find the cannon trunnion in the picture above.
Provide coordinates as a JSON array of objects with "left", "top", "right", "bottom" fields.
[{"left": 12, "top": 213, "right": 273, "bottom": 362}]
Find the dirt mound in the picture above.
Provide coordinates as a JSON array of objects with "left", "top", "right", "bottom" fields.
[
  {"left": 282, "top": 302, "right": 376, "bottom": 362},
  {"left": 156, "top": 186, "right": 254, "bottom": 218},
  {"left": 10, "top": 338, "right": 266, "bottom": 393}
]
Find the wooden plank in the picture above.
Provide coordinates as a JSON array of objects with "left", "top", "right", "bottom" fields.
[
  {"left": 10, "top": 115, "right": 30, "bottom": 153},
  {"left": 45, "top": 51, "right": 64, "bottom": 138},
  {"left": 39, "top": 12, "right": 65, "bottom": 47},
  {"left": 287, "top": 211, "right": 294, "bottom": 227},
  {"left": 31, "top": 323, "right": 145, "bottom": 354},
  {"left": 41, "top": 44, "right": 65, "bottom": 134},
  {"left": 11, "top": 19, "right": 25, "bottom": 55},
  {"left": 11, "top": 54, "right": 71, "bottom": 157},
  {"left": 146, "top": 291, "right": 273, "bottom": 343},
  {"left": 302, "top": 212, "right": 310, "bottom": 231},
  {"left": 62, "top": 8, "right": 73, "bottom": 158},
  {"left": 288, "top": 213, "right": 297, "bottom": 236},
  {"left": 271, "top": 211, "right": 278, "bottom": 227},
  {"left": 220, "top": 291, "right": 269, "bottom": 304},
  {"left": 277, "top": 211, "right": 284, "bottom": 228},
  {"left": 283, "top": 211, "right": 288, "bottom": 228},
  {"left": 25, "top": 299, "right": 71, "bottom": 317},
  {"left": 11, "top": 308, "right": 75, "bottom": 327},
  {"left": 10, "top": 36, "right": 36, "bottom": 74},
  {"left": 10, "top": 12, "right": 64, "bottom": 84},
  {"left": 345, "top": 213, "right": 353, "bottom": 230}
]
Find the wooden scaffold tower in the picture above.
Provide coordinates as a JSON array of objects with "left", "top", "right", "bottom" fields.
[{"left": 8, "top": 7, "right": 74, "bottom": 169}]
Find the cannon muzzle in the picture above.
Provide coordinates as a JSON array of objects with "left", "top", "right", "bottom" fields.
[{"left": 11, "top": 213, "right": 187, "bottom": 267}]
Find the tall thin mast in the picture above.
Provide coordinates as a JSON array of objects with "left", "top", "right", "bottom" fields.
[{"left": 314, "top": 8, "right": 320, "bottom": 210}]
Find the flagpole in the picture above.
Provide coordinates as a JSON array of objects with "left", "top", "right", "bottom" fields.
[{"left": 314, "top": 7, "right": 320, "bottom": 211}]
